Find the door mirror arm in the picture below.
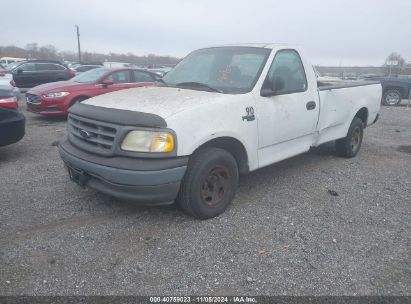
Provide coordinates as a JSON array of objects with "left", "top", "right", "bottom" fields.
[{"left": 101, "top": 79, "right": 114, "bottom": 87}]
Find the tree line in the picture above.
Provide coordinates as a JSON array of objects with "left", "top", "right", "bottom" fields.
[{"left": 0, "top": 43, "right": 181, "bottom": 66}]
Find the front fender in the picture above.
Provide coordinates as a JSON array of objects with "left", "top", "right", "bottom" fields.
[{"left": 165, "top": 93, "right": 259, "bottom": 171}]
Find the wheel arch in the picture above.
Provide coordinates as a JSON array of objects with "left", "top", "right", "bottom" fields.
[
  {"left": 192, "top": 136, "right": 250, "bottom": 174},
  {"left": 354, "top": 107, "right": 369, "bottom": 127},
  {"left": 383, "top": 86, "right": 405, "bottom": 98}
]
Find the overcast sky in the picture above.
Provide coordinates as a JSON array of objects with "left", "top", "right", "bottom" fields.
[{"left": 1, "top": 0, "right": 410, "bottom": 66}]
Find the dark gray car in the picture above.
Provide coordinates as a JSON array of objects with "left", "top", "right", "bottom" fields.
[
  {"left": 381, "top": 76, "right": 411, "bottom": 106},
  {"left": 10, "top": 60, "right": 74, "bottom": 88}
]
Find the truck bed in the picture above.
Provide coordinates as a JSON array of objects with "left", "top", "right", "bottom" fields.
[
  {"left": 317, "top": 80, "right": 380, "bottom": 91},
  {"left": 314, "top": 81, "right": 381, "bottom": 146}
]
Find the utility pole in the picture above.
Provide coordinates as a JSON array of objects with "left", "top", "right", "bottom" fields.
[{"left": 75, "top": 25, "right": 81, "bottom": 63}]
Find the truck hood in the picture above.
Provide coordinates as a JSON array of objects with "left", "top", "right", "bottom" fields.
[
  {"left": 82, "top": 86, "right": 225, "bottom": 119},
  {"left": 27, "top": 81, "right": 82, "bottom": 93}
]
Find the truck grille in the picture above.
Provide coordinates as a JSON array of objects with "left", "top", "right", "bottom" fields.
[
  {"left": 26, "top": 93, "right": 41, "bottom": 104},
  {"left": 68, "top": 114, "right": 118, "bottom": 156}
]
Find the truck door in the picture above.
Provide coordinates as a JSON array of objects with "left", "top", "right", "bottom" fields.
[{"left": 255, "top": 49, "right": 319, "bottom": 168}]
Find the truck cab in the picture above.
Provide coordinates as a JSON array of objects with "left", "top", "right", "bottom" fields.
[{"left": 59, "top": 44, "right": 381, "bottom": 219}]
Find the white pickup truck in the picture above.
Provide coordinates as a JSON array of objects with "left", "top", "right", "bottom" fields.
[{"left": 59, "top": 44, "right": 381, "bottom": 219}]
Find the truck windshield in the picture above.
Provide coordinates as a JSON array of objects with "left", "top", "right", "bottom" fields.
[
  {"left": 71, "top": 68, "right": 110, "bottom": 83},
  {"left": 163, "top": 47, "right": 270, "bottom": 94}
]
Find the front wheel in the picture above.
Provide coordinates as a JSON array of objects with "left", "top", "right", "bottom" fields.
[
  {"left": 177, "top": 148, "right": 239, "bottom": 219},
  {"left": 336, "top": 117, "right": 364, "bottom": 158},
  {"left": 382, "top": 89, "right": 402, "bottom": 106}
]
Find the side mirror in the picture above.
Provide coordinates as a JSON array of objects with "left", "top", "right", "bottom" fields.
[
  {"left": 101, "top": 79, "right": 114, "bottom": 87},
  {"left": 261, "top": 76, "right": 285, "bottom": 97},
  {"left": 17, "top": 69, "right": 23, "bottom": 74}
]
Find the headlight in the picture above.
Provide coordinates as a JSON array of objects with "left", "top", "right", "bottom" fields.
[
  {"left": 43, "top": 92, "right": 70, "bottom": 98},
  {"left": 121, "top": 130, "right": 174, "bottom": 153}
]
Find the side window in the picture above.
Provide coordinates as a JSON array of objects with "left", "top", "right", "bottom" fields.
[
  {"left": 17, "top": 63, "right": 36, "bottom": 72},
  {"left": 133, "top": 71, "right": 155, "bottom": 82},
  {"left": 106, "top": 71, "right": 131, "bottom": 83},
  {"left": 265, "top": 50, "right": 307, "bottom": 94},
  {"left": 36, "top": 64, "right": 65, "bottom": 71},
  {"left": 36, "top": 64, "right": 52, "bottom": 71}
]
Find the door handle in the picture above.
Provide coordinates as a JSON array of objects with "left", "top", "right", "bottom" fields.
[{"left": 306, "top": 101, "right": 316, "bottom": 110}]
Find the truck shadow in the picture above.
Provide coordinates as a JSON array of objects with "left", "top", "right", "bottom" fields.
[
  {"left": 99, "top": 142, "right": 339, "bottom": 219},
  {"left": 239, "top": 142, "right": 336, "bottom": 187}
]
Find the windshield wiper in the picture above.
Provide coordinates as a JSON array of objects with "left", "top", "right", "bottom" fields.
[
  {"left": 156, "top": 78, "right": 168, "bottom": 87},
  {"left": 175, "top": 82, "right": 223, "bottom": 93}
]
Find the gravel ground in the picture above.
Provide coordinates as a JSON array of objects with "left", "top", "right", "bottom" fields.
[{"left": 0, "top": 98, "right": 410, "bottom": 296}]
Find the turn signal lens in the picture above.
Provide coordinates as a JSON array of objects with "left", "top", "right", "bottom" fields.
[{"left": 150, "top": 132, "right": 174, "bottom": 153}]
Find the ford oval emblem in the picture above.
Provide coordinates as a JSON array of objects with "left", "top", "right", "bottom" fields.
[{"left": 79, "top": 129, "right": 91, "bottom": 138}]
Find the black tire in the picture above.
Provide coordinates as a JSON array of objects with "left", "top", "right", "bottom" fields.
[
  {"left": 335, "top": 117, "right": 364, "bottom": 158},
  {"left": 382, "top": 89, "right": 402, "bottom": 106},
  {"left": 177, "top": 147, "right": 239, "bottom": 219}
]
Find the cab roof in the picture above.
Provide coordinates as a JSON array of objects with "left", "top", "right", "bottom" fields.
[{"left": 207, "top": 43, "right": 296, "bottom": 49}]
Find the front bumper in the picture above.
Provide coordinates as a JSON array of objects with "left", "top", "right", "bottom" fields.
[
  {"left": 26, "top": 93, "right": 70, "bottom": 116},
  {"left": 59, "top": 140, "right": 188, "bottom": 205}
]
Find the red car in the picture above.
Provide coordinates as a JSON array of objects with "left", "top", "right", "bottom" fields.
[{"left": 26, "top": 68, "right": 160, "bottom": 116}]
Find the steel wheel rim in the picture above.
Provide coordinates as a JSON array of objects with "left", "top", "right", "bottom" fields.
[
  {"left": 351, "top": 126, "right": 362, "bottom": 151},
  {"left": 200, "top": 165, "right": 230, "bottom": 207},
  {"left": 386, "top": 92, "right": 400, "bottom": 105}
]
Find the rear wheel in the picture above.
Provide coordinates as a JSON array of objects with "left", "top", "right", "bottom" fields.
[
  {"left": 382, "top": 89, "right": 402, "bottom": 106},
  {"left": 177, "top": 148, "right": 238, "bottom": 219},
  {"left": 336, "top": 117, "right": 364, "bottom": 158}
]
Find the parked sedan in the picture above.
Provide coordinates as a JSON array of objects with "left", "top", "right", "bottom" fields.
[
  {"left": 9, "top": 60, "right": 75, "bottom": 88},
  {"left": 26, "top": 67, "right": 160, "bottom": 116},
  {"left": 0, "top": 86, "right": 25, "bottom": 147}
]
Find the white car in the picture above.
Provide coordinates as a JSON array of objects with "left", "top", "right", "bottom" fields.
[
  {"left": 59, "top": 44, "right": 381, "bottom": 219},
  {"left": 0, "top": 69, "right": 21, "bottom": 100}
]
